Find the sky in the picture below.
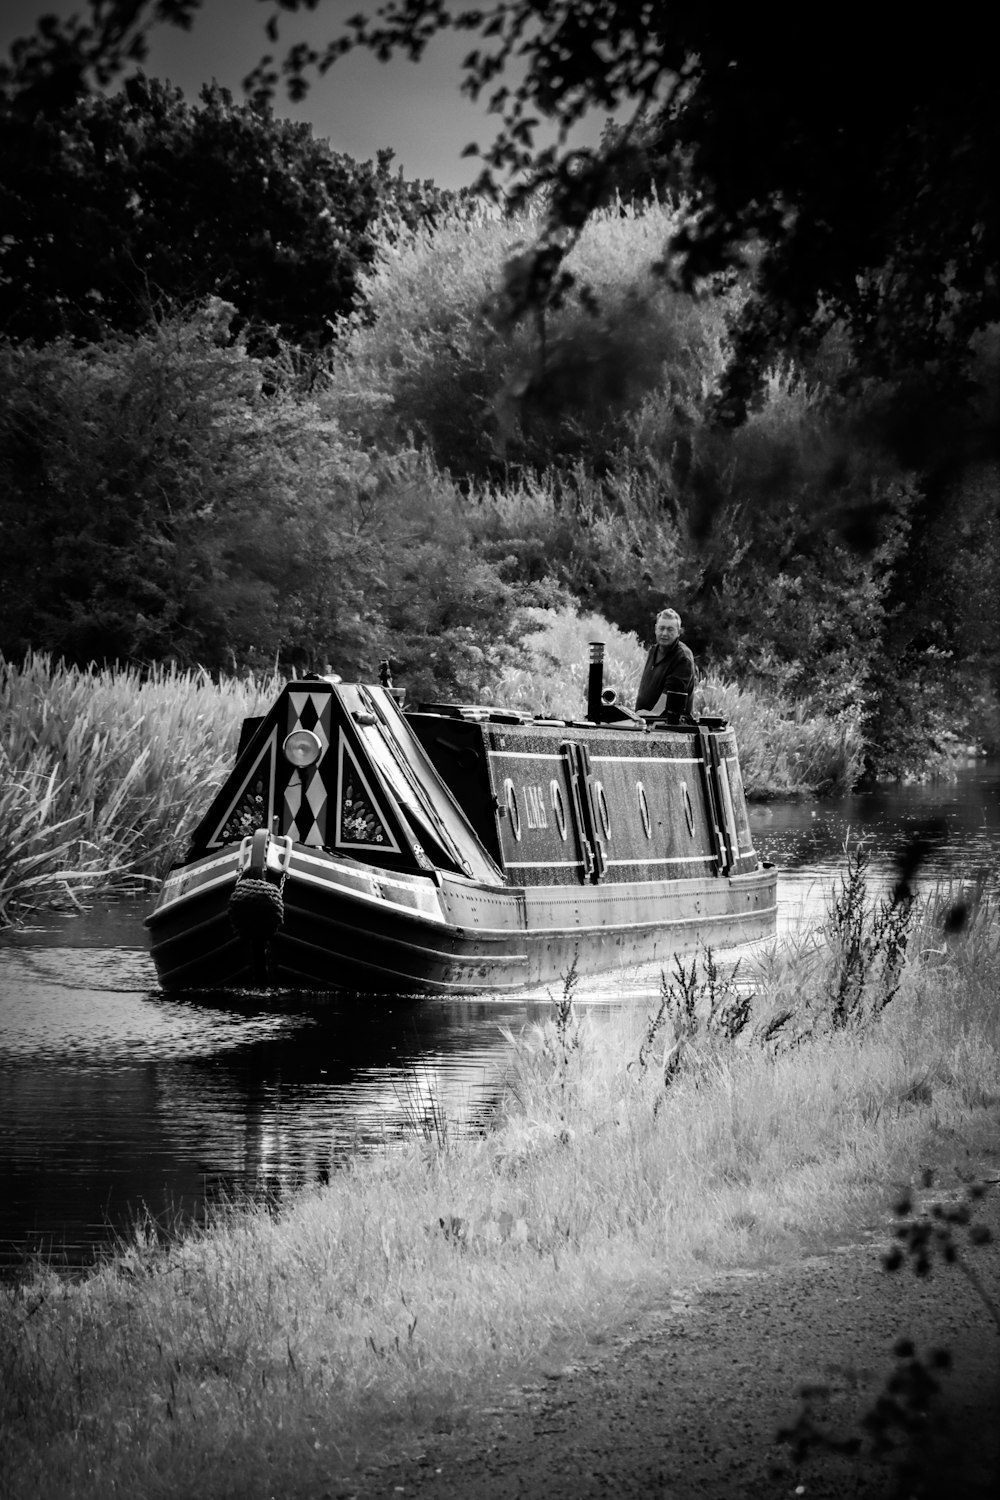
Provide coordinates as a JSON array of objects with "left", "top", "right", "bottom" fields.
[{"left": 0, "top": 0, "right": 612, "bottom": 190}]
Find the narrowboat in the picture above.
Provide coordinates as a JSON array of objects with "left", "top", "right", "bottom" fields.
[{"left": 145, "top": 650, "right": 776, "bottom": 993}]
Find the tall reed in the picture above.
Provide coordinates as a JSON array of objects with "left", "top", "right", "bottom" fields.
[
  {"left": 697, "top": 671, "right": 864, "bottom": 795},
  {"left": 0, "top": 653, "right": 276, "bottom": 922}
]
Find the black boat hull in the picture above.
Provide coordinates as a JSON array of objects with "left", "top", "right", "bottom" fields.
[{"left": 147, "top": 841, "right": 777, "bottom": 994}]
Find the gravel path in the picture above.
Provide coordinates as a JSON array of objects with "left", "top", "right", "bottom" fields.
[{"left": 344, "top": 1158, "right": 1000, "bottom": 1500}]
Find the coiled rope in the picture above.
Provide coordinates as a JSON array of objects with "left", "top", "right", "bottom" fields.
[{"left": 228, "top": 876, "right": 285, "bottom": 939}]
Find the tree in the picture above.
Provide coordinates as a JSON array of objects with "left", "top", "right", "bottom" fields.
[
  {"left": 5, "top": 3, "right": 998, "bottom": 759},
  {"left": 8, "top": 6, "right": 997, "bottom": 397},
  {"left": 0, "top": 1, "right": 199, "bottom": 117},
  {"left": 324, "top": 194, "right": 730, "bottom": 480},
  {"left": 0, "top": 71, "right": 449, "bottom": 349},
  {"left": 302, "top": 8, "right": 998, "bottom": 410},
  {"left": 0, "top": 305, "right": 344, "bottom": 667},
  {"left": 0, "top": 303, "right": 531, "bottom": 690}
]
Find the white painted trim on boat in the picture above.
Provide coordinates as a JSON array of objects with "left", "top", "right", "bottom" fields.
[
  {"left": 154, "top": 843, "right": 448, "bottom": 926},
  {"left": 589, "top": 755, "right": 703, "bottom": 766},
  {"left": 284, "top": 862, "right": 447, "bottom": 923},
  {"left": 154, "top": 868, "right": 236, "bottom": 915},
  {"left": 605, "top": 854, "right": 717, "bottom": 867},
  {"left": 503, "top": 854, "right": 714, "bottom": 869},
  {"left": 503, "top": 858, "right": 585, "bottom": 869},
  {"left": 487, "top": 749, "right": 562, "bottom": 760},
  {"left": 489, "top": 749, "right": 704, "bottom": 767},
  {"left": 522, "top": 901, "right": 780, "bottom": 939}
]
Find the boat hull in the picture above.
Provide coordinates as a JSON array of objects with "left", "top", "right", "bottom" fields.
[{"left": 147, "top": 841, "right": 777, "bottom": 995}]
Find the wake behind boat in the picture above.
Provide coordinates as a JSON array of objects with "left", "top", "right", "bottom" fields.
[{"left": 145, "top": 650, "right": 776, "bottom": 993}]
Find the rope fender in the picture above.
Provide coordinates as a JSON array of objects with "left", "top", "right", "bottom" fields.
[{"left": 228, "top": 876, "right": 285, "bottom": 940}]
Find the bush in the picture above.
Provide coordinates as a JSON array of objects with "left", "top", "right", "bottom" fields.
[
  {"left": 0, "top": 309, "right": 373, "bottom": 671},
  {"left": 325, "top": 195, "right": 735, "bottom": 480}
]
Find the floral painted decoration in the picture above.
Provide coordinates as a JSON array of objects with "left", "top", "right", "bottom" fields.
[
  {"left": 220, "top": 780, "right": 267, "bottom": 842},
  {"left": 340, "top": 780, "right": 386, "bottom": 845}
]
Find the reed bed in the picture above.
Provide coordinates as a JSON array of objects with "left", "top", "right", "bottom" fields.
[
  {"left": 0, "top": 653, "right": 276, "bottom": 923},
  {"left": 2, "top": 873, "right": 997, "bottom": 1500},
  {"left": 696, "top": 671, "right": 864, "bottom": 796}
]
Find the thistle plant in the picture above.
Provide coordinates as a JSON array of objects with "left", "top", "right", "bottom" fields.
[
  {"left": 826, "top": 840, "right": 914, "bottom": 1029},
  {"left": 631, "top": 947, "right": 751, "bottom": 1109},
  {"left": 542, "top": 959, "right": 581, "bottom": 1141}
]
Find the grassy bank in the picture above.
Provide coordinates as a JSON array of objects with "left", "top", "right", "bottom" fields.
[
  {"left": 2, "top": 870, "right": 998, "bottom": 1500},
  {"left": 1, "top": 643, "right": 859, "bottom": 924}
]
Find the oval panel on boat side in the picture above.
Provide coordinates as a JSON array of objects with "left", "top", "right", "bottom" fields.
[
  {"left": 503, "top": 778, "right": 521, "bottom": 840},
  {"left": 550, "top": 779, "right": 568, "bottom": 840},
  {"left": 594, "top": 780, "right": 612, "bottom": 839},
  {"left": 681, "top": 780, "right": 696, "bottom": 837},
  {"left": 636, "top": 780, "right": 651, "bottom": 839}
]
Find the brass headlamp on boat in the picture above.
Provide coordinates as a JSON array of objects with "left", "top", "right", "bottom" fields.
[{"left": 283, "top": 729, "right": 323, "bottom": 767}]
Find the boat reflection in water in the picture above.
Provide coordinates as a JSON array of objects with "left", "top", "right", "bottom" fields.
[
  {"left": 0, "top": 945, "right": 561, "bottom": 1273},
  {"left": 146, "top": 648, "right": 777, "bottom": 994},
  {"left": 146, "top": 988, "right": 523, "bottom": 1192}
]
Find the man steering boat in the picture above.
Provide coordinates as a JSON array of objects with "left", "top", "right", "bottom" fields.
[{"left": 635, "top": 607, "right": 696, "bottom": 722}]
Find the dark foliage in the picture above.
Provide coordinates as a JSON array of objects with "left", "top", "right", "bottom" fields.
[
  {"left": 11, "top": 8, "right": 997, "bottom": 383},
  {"left": 1, "top": 31, "right": 450, "bottom": 350},
  {"left": 240, "top": 8, "right": 997, "bottom": 404},
  {"left": 3, "top": 4, "right": 998, "bottom": 766}
]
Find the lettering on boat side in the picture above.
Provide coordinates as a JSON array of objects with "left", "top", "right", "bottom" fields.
[{"left": 523, "top": 784, "right": 549, "bottom": 830}]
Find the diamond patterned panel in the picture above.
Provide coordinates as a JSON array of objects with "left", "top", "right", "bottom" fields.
[{"left": 282, "top": 690, "right": 334, "bottom": 846}]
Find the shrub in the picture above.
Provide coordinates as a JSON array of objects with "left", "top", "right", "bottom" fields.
[{"left": 325, "top": 195, "right": 735, "bottom": 480}]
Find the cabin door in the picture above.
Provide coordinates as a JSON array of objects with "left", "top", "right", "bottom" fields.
[
  {"left": 561, "top": 740, "right": 607, "bottom": 883},
  {"left": 696, "top": 727, "right": 738, "bottom": 875}
]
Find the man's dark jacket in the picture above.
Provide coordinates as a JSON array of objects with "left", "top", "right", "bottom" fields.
[{"left": 635, "top": 640, "right": 696, "bottom": 716}]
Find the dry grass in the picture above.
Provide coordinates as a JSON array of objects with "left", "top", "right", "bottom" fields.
[{"left": 2, "top": 875, "right": 997, "bottom": 1500}]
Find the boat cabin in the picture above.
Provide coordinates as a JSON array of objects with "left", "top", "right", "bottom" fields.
[{"left": 186, "top": 680, "right": 759, "bottom": 891}]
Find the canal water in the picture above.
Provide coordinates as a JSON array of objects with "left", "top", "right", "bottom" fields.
[{"left": 1, "top": 760, "right": 997, "bottom": 1275}]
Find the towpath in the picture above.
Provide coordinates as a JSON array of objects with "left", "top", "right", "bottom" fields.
[{"left": 340, "top": 1155, "right": 1000, "bottom": 1500}]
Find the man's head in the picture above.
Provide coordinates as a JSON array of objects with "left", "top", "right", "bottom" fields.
[{"left": 654, "top": 608, "right": 682, "bottom": 646}]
